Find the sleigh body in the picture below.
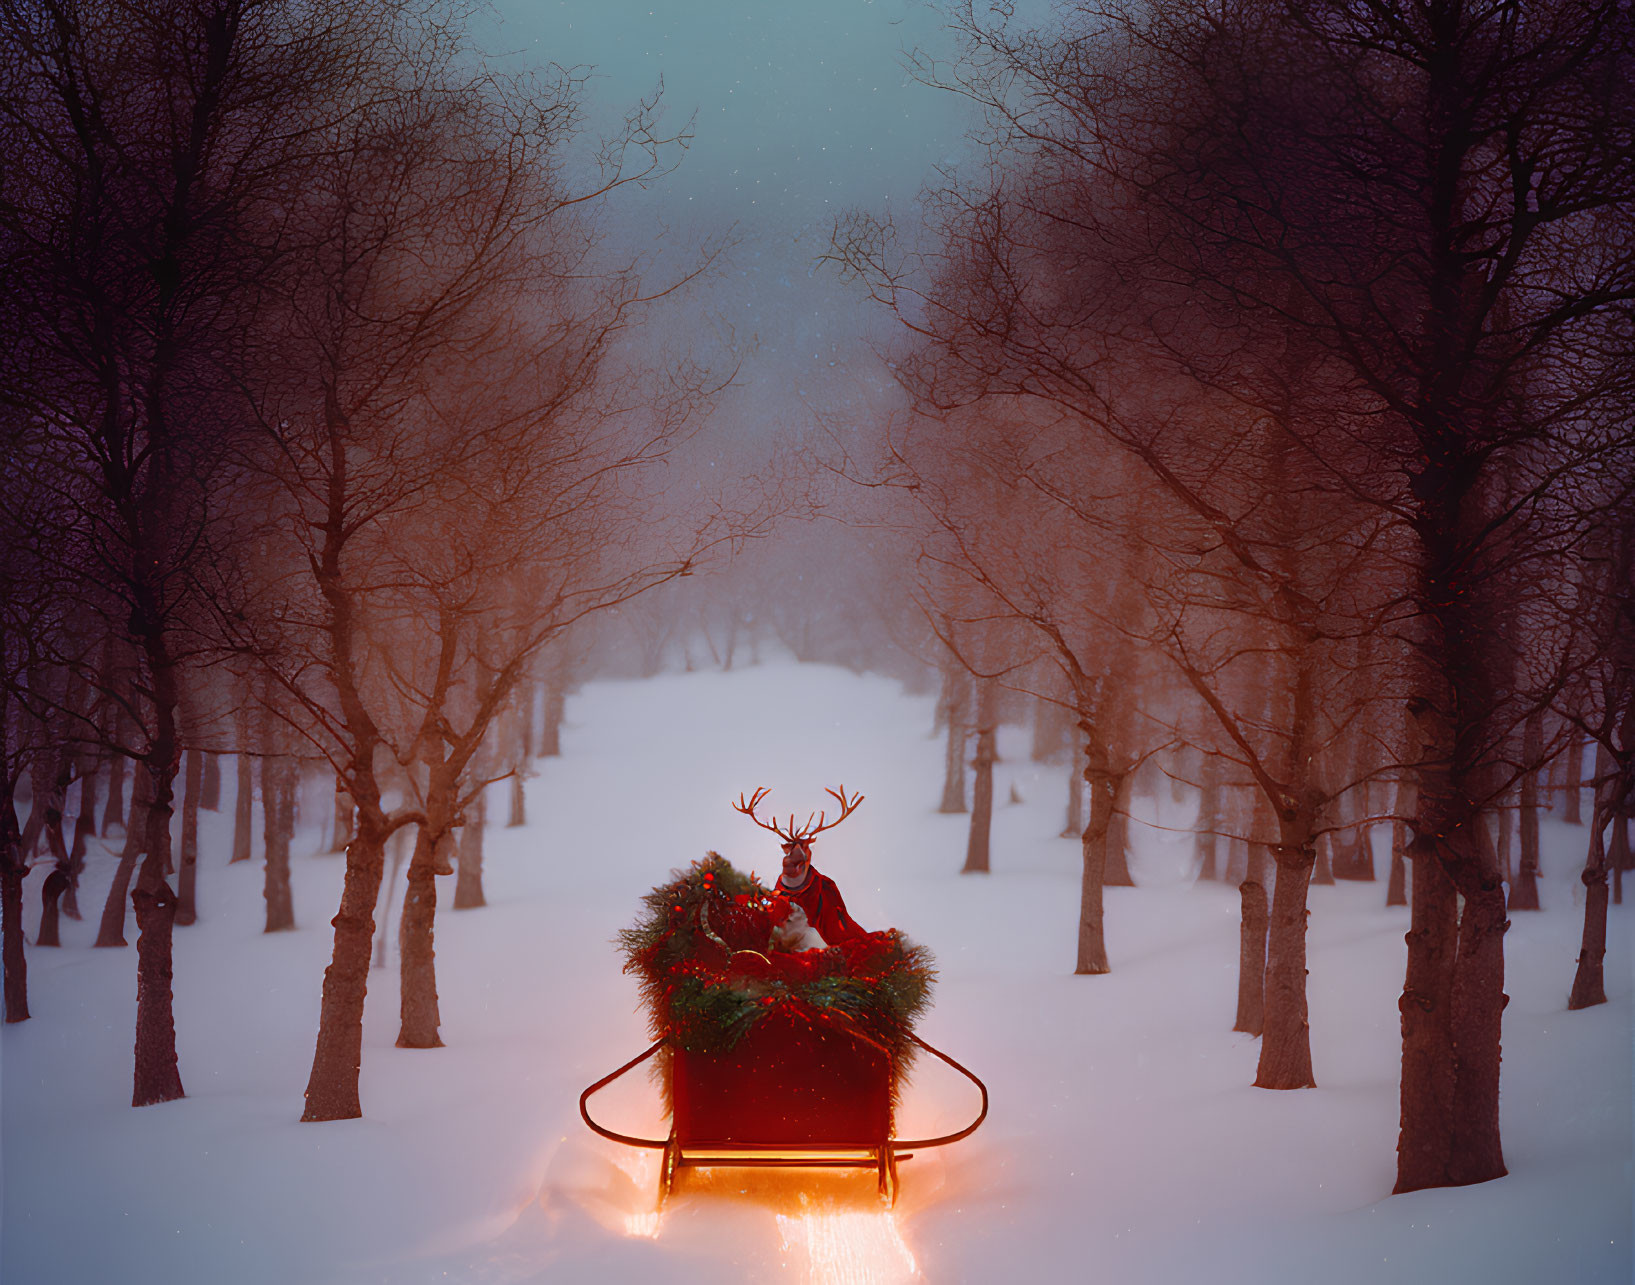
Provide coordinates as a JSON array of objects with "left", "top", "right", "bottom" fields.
[{"left": 580, "top": 1006, "right": 984, "bottom": 1206}]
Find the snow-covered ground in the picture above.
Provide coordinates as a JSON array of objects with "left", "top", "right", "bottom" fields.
[{"left": 3, "top": 660, "right": 1630, "bottom": 1284}]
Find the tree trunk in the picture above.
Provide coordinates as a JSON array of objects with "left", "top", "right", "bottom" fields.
[
  {"left": 303, "top": 814, "right": 390, "bottom": 1121},
  {"left": 396, "top": 827, "right": 444, "bottom": 1047},
  {"left": 37, "top": 868, "right": 69, "bottom": 947},
  {"left": 507, "top": 769, "right": 526, "bottom": 828},
  {"left": 962, "top": 679, "right": 997, "bottom": 874},
  {"left": 538, "top": 677, "right": 564, "bottom": 758},
  {"left": 1387, "top": 819, "right": 1409, "bottom": 907},
  {"left": 199, "top": 751, "right": 221, "bottom": 811},
  {"left": 519, "top": 682, "right": 536, "bottom": 759},
  {"left": 131, "top": 730, "right": 184, "bottom": 1107},
  {"left": 1075, "top": 759, "right": 1114, "bottom": 975},
  {"left": 231, "top": 748, "right": 254, "bottom": 864},
  {"left": 2, "top": 861, "right": 27, "bottom": 1021},
  {"left": 1061, "top": 762, "right": 1084, "bottom": 838},
  {"left": 453, "top": 790, "right": 487, "bottom": 909},
  {"left": 102, "top": 751, "right": 127, "bottom": 836},
  {"left": 329, "top": 776, "right": 353, "bottom": 854},
  {"left": 1395, "top": 832, "right": 1459, "bottom": 1190},
  {"left": 1103, "top": 771, "right": 1135, "bottom": 886},
  {"left": 1494, "top": 803, "right": 1513, "bottom": 886},
  {"left": 1611, "top": 808, "right": 1628, "bottom": 906},
  {"left": 176, "top": 747, "right": 202, "bottom": 926},
  {"left": 1, "top": 775, "right": 28, "bottom": 1019},
  {"left": 95, "top": 764, "right": 148, "bottom": 947},
  {"left": 1447, "top": 865, "right": 1508, "bottom": 1185},
  {"left": 1256, "top": 839, "right": 1316, "bottom": 1088},
  {"left": 1233, "top": 843, "right": 1269, "bottom": 1035},
  {"left": 937, "top": 663, "right": 969, "bottom": 814},
  {"left": 1395, "top": 804, "right": 1508, "bottom": 1191},
  {"left": 1510, "top": 714, "right": 1543, "bottom": 909},
  {"left": 1563, "top": 737, "right": 1584, "bottom": 823},
  {"left": 263, "top": 757, "right": 296, "bottom": 933},
  {"left": 65, "top": 759, "right": 98, "bottom": 919},
  {"left": 1567, "top": 795, "right": 1611, "bottom": 1011},
  {"left": 1195, "top": 757, "right": 1220, "bottom": 881},
  {"left": 373, "top": 826, "right": 409, "bottom": 970}
]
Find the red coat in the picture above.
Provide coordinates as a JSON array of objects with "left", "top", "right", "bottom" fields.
[{"left": 779, "top": 868, "right": 867, "bottom": 944}]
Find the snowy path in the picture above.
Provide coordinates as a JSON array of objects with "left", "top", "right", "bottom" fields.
[{"left": 2, "top": 661, "right": 1630, "bottom": 1283}]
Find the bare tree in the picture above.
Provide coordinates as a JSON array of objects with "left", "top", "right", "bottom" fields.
[
  {"left": 197, "top": 16, "right": 743, "bottom": 1116},
  {"left": 838, "top": 0, "right": 1634, "bottom": 1192}
]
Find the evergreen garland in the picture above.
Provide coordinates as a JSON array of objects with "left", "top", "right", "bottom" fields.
[{"left": 619, "top": 854, "right": 936, "bottom": 1080}]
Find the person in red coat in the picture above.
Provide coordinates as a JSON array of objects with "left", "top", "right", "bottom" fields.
[{"left": 776, "top": 837, "right": 867, "bottom": 944}]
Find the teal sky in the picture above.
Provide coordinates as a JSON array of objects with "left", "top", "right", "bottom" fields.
[
  {"left": 477, "top": 0, "right": 982, "bottom": 437},
  {"left": 482, "top": 0, "right": 969, "bottom": 229}
]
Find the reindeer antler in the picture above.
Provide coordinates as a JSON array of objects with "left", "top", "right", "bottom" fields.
[
  {"left": 806, "top": 785, "right": 865, "bottom": 839},
  {"left": 732, "top": 784, "right": 865, "bottom": 845},
  {"left": 733, "top": 787, "right": 799, "bottom": 842}
]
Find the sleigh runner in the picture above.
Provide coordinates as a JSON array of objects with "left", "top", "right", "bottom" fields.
[{"left": 580, "top": 805, "right": 985, "bottom": 1206}]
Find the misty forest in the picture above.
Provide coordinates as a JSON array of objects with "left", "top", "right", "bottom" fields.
[{"left": 1, "top": 1, "right": 1631, "bottom": 1282}]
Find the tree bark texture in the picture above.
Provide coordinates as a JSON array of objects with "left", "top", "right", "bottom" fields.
[
  {"left": 453, "top": 790, "right": 487, "bottom": 909},
  {"left": 1195, "top": 757, "right": 1220, "bottom": 881},
  {"left": 1396, "top": 836, "right": 1459, "bottom": 1191},
  {"left": 1395, "top": 809, "right": 1508, "bottom": 1191},
  {"left": 1233, "top": 843, "right": 1269, "bottom": 1036},
  {"left": 1, "top": 809, "right": 28, "bottom": 1020},
  {"left": 199, "top": 752, "right": 221, "bottom": 811},
  {"left": 231, "top": 743, "right": 253, "bottom": 864},
  {"left": 176, "top": 747, "right": 202, "bottom": 926},
  {"left": 938, "top": 663, "right": 969, "bottom": 814},
  {"left": 303, "top": 818, "right": 389, "bottom": 1121},
  {"left": 1103, "top": 771, "right": 1135, "bottom": 886},
  {"left": 262, "top": 757, "right": 296, "bottom": 933},
  {"left": 1567, "top": 801, "right": 1611, "bottom": 1010},
  {"left": 1611, "top": 809, "right": 1629, "bottom": 907},
  {"left": 329, "top": 776, "right": 353, "bottom": 854},
  {"left": 1061, "top": 763, "right": 1084, "bottom": 839},
  {"left": 1387, "top": 820, "right": 1409, "bottom": 907},
  {"left": 102, "top": 751, "right": 126, "bottom": 836},
  {"left": 507, "top": 769, "right": 526, "bottom": 828},
  {"left": 131, "top": 712, "right": 184, "bottom": 1107},
  {"left": 1075, "top": 762, "right": 1115, "bottom": 975},
  {"left": 1494, "top": 805, "right": 1513, "bottom": 886},
  {"left": 95, "top": 764, "right": 148, "bottom": 947},
  {"left": 1510, "top": 714, "right": 1543, "bottom": 909},
  {"left": 37, "top": 868, "right": 69, "bottom": 947},
  {"left": 1569, "top": 746, "right": 1618, "bottom": 1010},
  {"left": 538, "top": 677, "right": 563, "bottom": 758},
  {"left": 518, "top": 682, "right": 536, "bottom": 759},
  {"left": 396, "top": 827, "right": 444, "bottom": 1047},
  {"left": 962, "top": 679, "right": 997, "bottom": 874},
  {"left": 1256, "top": 841, "right": 1316, "bottom": 1088},
  {"left": 1563, "top": 737, "right": 1584, "bottom": 824},
  {"left": 65, "top": 759, "right": 98, "bottom": 919}
]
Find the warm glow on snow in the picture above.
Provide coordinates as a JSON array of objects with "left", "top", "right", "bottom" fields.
[{"left": 775, "top": 1208, "right": 918, "bottom": 1284}]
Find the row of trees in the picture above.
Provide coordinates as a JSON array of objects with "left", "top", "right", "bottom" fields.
[
  {"left": 0, "top": 0, "right": 751, "bottom": 1120},
  {"left": 831, "top": 0, "right": 1634, "bottom": 1193}
]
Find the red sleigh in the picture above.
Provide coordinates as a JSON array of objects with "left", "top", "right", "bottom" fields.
[
  {"left": 578, "top": 1005, "right": 987, "bottom": 1206},
  {"left": 584, "top": 790, "right": 986, "bottom": 1206}
]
